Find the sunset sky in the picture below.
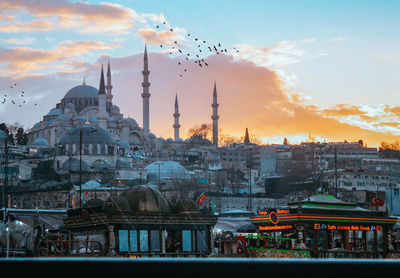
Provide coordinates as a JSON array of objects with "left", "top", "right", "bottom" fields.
[{"left": 0, "top": 0, "right": 400, "bottom": 147}]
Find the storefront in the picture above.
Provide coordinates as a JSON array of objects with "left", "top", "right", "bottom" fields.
[{"left": 249, "top": 195, "right": 398, "bottom": 258}]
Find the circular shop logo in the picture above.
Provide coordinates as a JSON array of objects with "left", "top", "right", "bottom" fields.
[{"left": 269, "top": 211, "right": 279, "bottom": 224}]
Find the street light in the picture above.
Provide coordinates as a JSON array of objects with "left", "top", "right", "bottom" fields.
[{"left": 65, "top": 125, "right": 96, "bottom": 208}]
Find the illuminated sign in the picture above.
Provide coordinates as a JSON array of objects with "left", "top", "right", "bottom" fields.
[
  {"left": 277, "top": 209, "right": 290, "bottom": 214},
  {"left": 314, "top": 223, "right": 382, "bottom": 231},
  {"left": 259, "top": 225, "right": 293, "bottom": 230},
  {"left": 257, "top": 210, "right": 269, "bottom": 215}
]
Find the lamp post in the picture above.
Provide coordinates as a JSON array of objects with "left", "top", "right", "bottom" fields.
[
  {"left": 0, "top": 130, "right": 8, "bottom": 257},
  {"left": 79, "top": 127, "right": 82, "bottom": 208}
]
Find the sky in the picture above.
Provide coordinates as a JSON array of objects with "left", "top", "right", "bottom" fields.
[{"left": 0, "top": 0, "right": 400, "bottom": 147}]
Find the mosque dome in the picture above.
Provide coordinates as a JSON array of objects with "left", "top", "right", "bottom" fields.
[
  {"left": 172, "top": 198, "right": 201, "bottom": 214},
  {"left": 46, "top": 108, "right": 63, "bottom": 116},
  {"left": 83, "top": 198, "right": 104, "bottom": 210},
  {"left": 54, "top": 114, "right": 72, "bottom": 123},
  {"left": 33, "top": 122, "right": 41, "bottom": 129},
  {"left": 103, "top": 195, "right": 131, "bottom": 213},
  {"left": 166, "top": 138, "right": 173, "bottom": 142},
  {"left": 107, "top": 117, "right": 117, "bottom": 127},
  {"left": 61, "top": 158, "right": 90, "bottom": 172},
  {"left": 121, "top": 184, "right": 172, "bottom": 213},
  {"left": 118, "top": 140, "right": 130, "bottom": 149},
  {"left": 59, "top": 125, "right": 114, "bottom": 145},
  {"left": 63, "top": 85, "right": 98, "bottom": 99},
  {"left": 32, "top": 138, "right": 49, "bottom": 148},
  {"left": 116, "top": 159, "right": 132, "bottom": 169},
  {"left": 110, "top": 105, "right": 120, "bottom": 114},
  {"left": 176, "top": 138, "right": 183, "bottom": 142},
  {"left": 89, "top": 115, "right": 98, "bottom": 123},
  {"left": 124, "top": 117, "right": 138, "bottom": 127},
  {"left": 65, "top": 102, "right": 76, "bottom": 110},
  {"left": 145, "top": 160, "right": 189, "bottom": 180},
  {"left": 92, "top": 161, "right": 114, "bottom": 169}
]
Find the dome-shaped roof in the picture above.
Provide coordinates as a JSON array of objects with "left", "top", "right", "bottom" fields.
[
  {"left": 32, "top": 138, "right": 49, "bottom": 148},
  {"left": 59, "top": 125, "right": 114, "bottom": 145},
  {"left": 121, "top": 185, "right": 171, "bottom": 213},
  {"left": 84, "top": 180, "right": 100, "bottom": 188},
  {"left": 124, "top": 117, "right": 138, "bottom": 126},
  {"left": 92, "top": 161, "right": 114, "bottom": 169},
  {"left": 176, "top": 138, "right": 183, "bottom": 142},
  {"left": 33, "top": 122, "right": 41, "bottom": 129},
  {"left": 116, "top": 159, "right": 132, "bottom": 169},
  {"left": 185, "top": 139, "right": 191, "bottom": 143},
  {"left": 145, "top": 160, "right": 189, "bottom": 179},
  {"left": 150, "top": 133, "right": 156, "bottom": 139},
  {"left": 172, "top": 198, "right": 201, "bottom": 214},
  {"left": 46, "top": 108, "right": 63, "bottom": 116},
  {"left": 83, "top": 198, "right": 104, "bottom": 209},
  {"left": 63, "top": 85, "right": 98, "bottom": 99},
  {"left": 54, "top": 114, "right": 72, "bottom": 123},
  {"left": 110, "top": 105, "right": 120, "bottom": 113},
  {"left": 166, "top": 138, "right": 173, "bottom": 142},
  {"left": 65, "top": 102, "right": 76, "bottom": 109},
  {"left": 118, "top": 140, "right": 130, "bottom": 149},
  {"left": 89, "top": 115, "right": 98, "bottom": 123},
  {"left": 103, "top": 195, "right": 131, "bottom": 213},
  {"left": 108, "top": 117, "right": 116, "bottom": 122},
  {"left": 61, "top": 159, "right": 90, "bottom": 171}
]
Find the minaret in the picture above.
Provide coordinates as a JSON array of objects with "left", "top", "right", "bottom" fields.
[
  {"left": 173, "top": 93, "right": 180, "bottom": 141},
  {"left": 97, "top": 64, "right": 108, "bottom": 129},
  {"left": 106, "top": 60, "right": 113, "bottom": 102},
  {"left": 142, "top": 44, "right": 151, "bottom": 135},
  {"left": 211, "top": 81, "right": 219, "bottom": 147},
  {"left": 244, "top": 128, "right": 250, "bottom": 145}
]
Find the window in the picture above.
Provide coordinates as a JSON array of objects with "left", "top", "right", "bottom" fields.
[
  {"left": 150, "top": 230, "right": 161, "bottom": 251},
  {"left": 197, "top": 230, "right": 207, "bottom": 252},
  {"left": 182, "top": 230, "right": 192, "bottom": 252},
  {"left": 119, "top": 230, "right": 129, "bottom": 252},
  {"left": 139, "top": 230, "right": 148, "bottom": 252},
  {"left": 130, "top": 230, "right": 138, "bottom": 252}
]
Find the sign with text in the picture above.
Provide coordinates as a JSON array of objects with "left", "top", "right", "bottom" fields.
[{"left": 314, "top": 223, "right": 382, "bottom": 232}]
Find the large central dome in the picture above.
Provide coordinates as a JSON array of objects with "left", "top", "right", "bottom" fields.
[{"left": 64, "top": 85, "right": 98, "bottom": 99}]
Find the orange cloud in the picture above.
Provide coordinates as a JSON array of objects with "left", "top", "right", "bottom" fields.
[
  {"left": 0, "top": 0, "right": 136, "bottom": 33},
  {"left": 137, "top": 28, "right": 185, "bottom": 46},
  {"left": 0, "top": 41, "right": 121, "bottom": 74}
]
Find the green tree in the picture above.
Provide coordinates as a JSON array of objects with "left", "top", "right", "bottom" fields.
[{"left": 15, "top": 127, "right": 28, "bottom": 145}]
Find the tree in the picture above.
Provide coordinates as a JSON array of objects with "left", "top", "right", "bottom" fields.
[
  {"left": 187, "top": 123, "right": 212, "bottom": 140},
  {"left": 15, "top": 127, "right": 28, "bottom": 145},
  {"left": 0, "top": 122, "right": 14, "bottom": 144},
  {"left": 283, "top": 138, "right": 288, "bottom": 145},
  {"left": 380, "top": 140, "right": 400, "bottom": 151}
]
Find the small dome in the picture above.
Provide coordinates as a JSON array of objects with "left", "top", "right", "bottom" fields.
[
  {"left": 116, "top": 159, "right": 132, "bottom": 169},
  {"left": 150, "top": 133, "right": 156, "bottom": 139},
  {"left": 176, "top": 138, "right": 183, "bottom": 142},
  {"left": 84, "top": 198, "right": 104, "bottom": 209},
  {"left": 89, "top": 115, "right": 98, "bottom": 123},
  {"left": 110, "top": 105, "right": 120, "bottom": 113},
  {"left": 103, "top": 195, "right": 131, "bottom": 213},
  {"left": 54, "top": 114, "right": 72, "bottom": 123},
  {"left": 121, "top": 185, "right": 171, "bottom": 213},
  {"left": 46, "top": 108, "right": 63, "bottom": 116},
  {"left": 172, "top": 199, "right": 201, "bottom": 214},
  {"left": 61, "top": 158, "right": 90, "bottom": 172},
  {"left": 124, "top": 117, "right": 138, "bottom": 126},
  {"left": 108, "top": 117, "right": 116, "bottom": 122},
  {"left": 84, "top": 180, "right": 100, "bottom": 188},
  {"left": 59, "top": 125, "right": 114, "bottom": 145},
  {"left": 32, "top": 138, "right": 49, "bottom": 148},
  {"left": 65, "top": 102, "right": 76, "bottom": 109},
  {"left": 92, "top": 161, "right": 114, "bottom": 169},
  {"left": 185, "top": 139, "right": 191, "bottom": 143},
  {"left": 33, "top": 122, "right": 41, "bottom": 129},
  {"left": 63, "top": 85, "right": 98, "bottom": 99},
  {"left": 166, "top": 138, "right": 173, "bottom": 142},
  {"left": 145, "top": 160, "right": 189, "bottom": 179},
  {"left": 118, "top": 140, "right": 130, "bottom": 149}
]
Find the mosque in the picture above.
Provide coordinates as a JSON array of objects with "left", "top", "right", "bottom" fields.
[
  {"left": 27, "top": 45, "right": 220, "bottom": 151},
  {"left": 25, "top": 46, "right": 220, "bottom": 184}
]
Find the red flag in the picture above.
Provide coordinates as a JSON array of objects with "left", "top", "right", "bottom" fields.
[{"left": 197, "top": 192, "right": 207, "bottom": 206}]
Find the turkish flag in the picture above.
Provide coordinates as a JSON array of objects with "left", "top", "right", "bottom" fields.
[
  {"left": 371, "top": 196, "right": 384, "bottom": 207},
  {"left": 197, "top": 193, "right": 207, "bottom": 206}
]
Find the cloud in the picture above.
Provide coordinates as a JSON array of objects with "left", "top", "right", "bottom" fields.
[
  {"left": 2, "top": 49, "right": 399, "bottom": 148},
  {"left": 3, "top": 37, "right": 35, "bottom": 45},
  {"left": 0, "top": 0, "right": 137, "bottom": 34},
  {"left": 137, "top": 28, "right": 185, "bottom": 46},
  {"left": 0, "top": 41, "right": 122, "bottom": 74}
]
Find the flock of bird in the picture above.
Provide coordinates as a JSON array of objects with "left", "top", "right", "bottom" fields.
[
  {"left": 1, "top": 82, "right": 37, "bottom": 107},
  {"left": 156, "top": 21, "right": 240, "bottom": 78}
]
